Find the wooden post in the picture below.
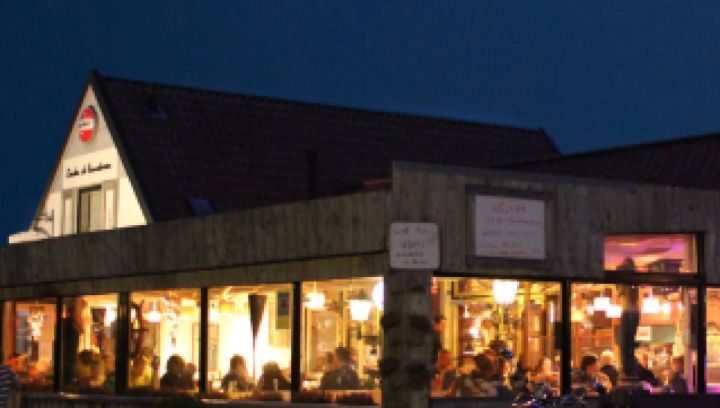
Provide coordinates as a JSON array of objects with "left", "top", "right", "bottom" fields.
[{"left": 381, "top": 268, "right": 433, "bottom": 408}]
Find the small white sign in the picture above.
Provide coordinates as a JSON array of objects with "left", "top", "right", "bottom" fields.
[
  {"left": 474, "top": 195, "right": 546, "bottom": 260},
  {"left": 389, "top": 222, "right": 440, "bottom": 269}
]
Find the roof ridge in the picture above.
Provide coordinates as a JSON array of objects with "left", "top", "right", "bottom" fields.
[
  {"left": 504, "top": 129, "right": 720, "bottom": 169},
  {"left": 98, "top": 72, "right": 549, "bottom": 138}
]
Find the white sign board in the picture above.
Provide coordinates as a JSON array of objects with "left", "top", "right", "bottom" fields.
[
  {"left": 389, "top": 222, "right": 440, "bottom": 269},
  {"left": 474, "top": 195, "right": 546, "bottom": 259}
]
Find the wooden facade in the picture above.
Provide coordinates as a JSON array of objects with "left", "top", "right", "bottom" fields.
[{"left": 3, "top": 162, "right": 720, "bottom": 407}]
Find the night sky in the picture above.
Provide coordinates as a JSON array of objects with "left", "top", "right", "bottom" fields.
[{"left": 2, "top": 1, "right": 720, "bottom": 243}]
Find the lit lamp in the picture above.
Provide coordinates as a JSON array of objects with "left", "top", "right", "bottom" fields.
[
  {"left": 492, "top": 280, "right": 519, "bottom": 305},
  {"left": 145, "top": 300, "right": 162, "bottom": 323},
  {"left": 642, "top": 291, "right": 660, "bottom": 314},
  {"left": 304, "top": 282, "right": 326, "bottom": 310},
  {"left": 349, "top": 290, "right": 373, "bottom": 322},
  {"left": 606, "top": 304, "right": 623, "bottom": 318},
  {"left": 593, "top": 296, "right": 611, "bottom": 312}
]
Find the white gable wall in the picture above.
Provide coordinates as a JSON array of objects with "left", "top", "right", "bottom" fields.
[{"left": 11, "top": 86, "right": 146, "bottom": 243}]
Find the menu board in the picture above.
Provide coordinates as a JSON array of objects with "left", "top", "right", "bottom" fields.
[{"left": 473, "top": 195, "right": 546, "bottom": 260}]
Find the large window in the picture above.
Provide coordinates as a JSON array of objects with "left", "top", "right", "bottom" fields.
[
  {"left": 432, "top": 278, "right": 562, "bottom": 399},
  {"left": 299, "top": 278, "right": 382, "bottom": 404},
  {"left": 206, "top": 285, "right": 293, "bottom": 400},
  {"left": 571, "top": 284, "right": 696, "bottom": 395},
  {"left": 604, "top": 234, "right": 697, "bottom": 273},
  {"left": 707, "top": 288, "right": 720, "bottom": 393},
  {"left": 129, "top": 289, "right": 200, "bottom": 393},
  {"left": 2, "top": 298, "right": 56, "bottom": 390},
  {"left": 61, "top": 294, "right": 118, "bottom": 393}
]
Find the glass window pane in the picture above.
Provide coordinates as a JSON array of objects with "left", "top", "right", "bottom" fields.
[
  {"left": 206, "top": 284, "right": 292, "bottom": 401},
  {"left": 571, "top": 284, "right": 696, "bottom": 395},
  {"left": 2, "top": 299, "right": 56, "bottom": 390},
  {"left": 129, "top": 289, "right": 200, "bottom": 393},
  {"left": 61, "top": 294, "right": 118, "bottom": 393},
  {"left": 604, "top": 234, "right": 697, "bottom": 273},
  {"left": 299, "top": 278, "right": 382, "bottom": 405},
  {"left": 707, "top": 288, "right": 720, "bottom": 393},
  {"left": 431, "top": 278, "right": 562, "bottom": 399}
]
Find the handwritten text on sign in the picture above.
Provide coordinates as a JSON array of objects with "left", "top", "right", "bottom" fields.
[
  {"left": 389, "top": 222, "right": 440, "bottom": 269},
  {"left": 474, "top": 195, "right": 546, "bottom": 260}
]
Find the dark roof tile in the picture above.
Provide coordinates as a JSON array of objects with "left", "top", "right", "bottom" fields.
[{"left": 95, "top": 72, "right": 559, "bottom": 221}]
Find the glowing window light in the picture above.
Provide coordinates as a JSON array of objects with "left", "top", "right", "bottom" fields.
[
  {"left": 642, "top": 296, "right": 660, "bottom": 314},
  {"left": 593, "top": 296, "right": 611, "bottom": 312},
  {"left": 372, "top": 281, "right": 384, "bottom": 311},
  {"left": 349, "top": 290, "right": 372, "bottom": 321},
  {"left": 606, "top": 304, "right": 622, "bottom": 318},
  {"left": 145, "top": 301, "right": 162, "bottom": 323},
  {"left": 492, "top": 280, "right": 519, "bottom": 305},
  {"left": 304, "top": 282, "right": 326, "bottom": 310},
  {"left": 661, "top": 302, "right": 672, "bottom": 315}
]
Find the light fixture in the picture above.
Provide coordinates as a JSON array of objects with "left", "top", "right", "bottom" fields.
[
  {"left": 349, "top": 290, "right": 373, "bottom": 321},
  {"left": 586, "top": 305, "right": 595, "bottom": 315},
  {"left": 180, "top": 298, "right": 197, "bottom": 308},
  {"left": 145, "top": 301, "right": 162, "bottom": 323},
  {"left": 372, "top": 281, "right": 384, "bottom": 311},
  {"left": 304, "top": 282, "right": 326, "bottom": 310},
  {"left": 661, "top": 302, "right": 672, "bottom": 315},
  {"left": 219, "top": 299, "right": 234, "bottom": 314},
  {"left": 606, "top": 304, "right": 622, "bottom": 318},
  {"left": 593, "top": 296, "right": 611, "bottom": 312},
  {"left": 492, "top": 280, "right": 519, "bottom": 305},
  {"left": 209, "top": 301, "right": 219, "bottom": 323},
  {"left": 105, "top": 306, "right": 117, "bottom": 327},
  {"left": 642, "top": 293, "right": 660, "bottom": 314},
  {"left": 468, "top": 326, "right": 480, "bottom": 338}
]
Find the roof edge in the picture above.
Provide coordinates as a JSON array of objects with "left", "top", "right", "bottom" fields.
[{"left": 90, "top": 70, "right": 156, "bottom": 223}]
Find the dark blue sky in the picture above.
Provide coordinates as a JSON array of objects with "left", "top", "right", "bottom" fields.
[{"left": 2, "top": 1, "right": 720, "bottom": 243}]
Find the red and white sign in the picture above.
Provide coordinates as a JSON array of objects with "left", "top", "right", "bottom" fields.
[{"left": 78, "top": 106, "right": 97, "bottom": 143}]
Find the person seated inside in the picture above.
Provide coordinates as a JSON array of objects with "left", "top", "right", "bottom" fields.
[
  {"left": 432, "top": 349, "right": 457, "bottom": 393},
  {"left": 221, "top": 354, "right": 251, "bottom": 392},
  {"left": 129, "top": 355, "right": 153, "bottom": 388},
  {"left": 446, "top": 352, "right": 498, "bottom": 397},
  {"left": 668, "top": 355, "right": 688, "bottom": 394},
  {"left": 160, "top": 354, "right": 193, "bottom": 390},
  {"left": 531, "top": 357, "right": 559, "bottom": 389},
  {"left": 257, "top": 361, "right": 290, "bottom": 391},
  {"left": 571, "top": 355, "right": 611, "bottom": 395},
  {"left": 320, "top": 346, "right": 360, "bottom": 390},
  {"left": 599, "top": 350, "right": 619, "bottom": 387},
  {"left": 633, "top": 355, "right": 660, "bottom": 388}
]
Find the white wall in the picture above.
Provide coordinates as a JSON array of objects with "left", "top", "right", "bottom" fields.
[{"left": 10, "top": 86, "right": 147, "bottom": 243}]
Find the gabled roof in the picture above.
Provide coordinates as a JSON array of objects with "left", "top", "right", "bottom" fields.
[
  {"left": 504, "top": 131, "right": 720, "bottom": 189},
  {"left": 92, "top": 71, "right": 559, "bottom": 221}
]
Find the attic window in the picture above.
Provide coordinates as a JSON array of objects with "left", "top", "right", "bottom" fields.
[{"left": 188, "top": 198, "right": 214, "bottom": 216}]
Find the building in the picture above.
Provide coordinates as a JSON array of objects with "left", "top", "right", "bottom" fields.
[{"left": 2, "top": 72, "right": 720, "bottom": 407}]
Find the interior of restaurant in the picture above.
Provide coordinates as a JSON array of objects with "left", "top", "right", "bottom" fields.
[
  {"left": 300, "top": 277, "right": 383, "bottom": 403},
  {"left": 431, "top": 277, "right": 562, "bottom": 397},
  {"left": 570, "top": 283, "right": 697, "bottom": 393},
  {"left": 206, "top": 284, "right": 293, "bottom": 398},
  {"left": 129, "top": 289, "right": 200, "bottom": 392},
  {"left": 61, "top": 293, "right": 118, "bottom": 392},
  {"left": 2, "top": 298, "right": 57, "bottom": 390},
  {"left": 706, "top": 288, "right": 720, "bottom": 393}
]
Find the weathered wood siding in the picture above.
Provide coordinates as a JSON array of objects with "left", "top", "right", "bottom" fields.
[
  {"left": 0, "top": 190, "right": 390, "bottom": 296},
  {"left": 392, "top": 162, "right": 720, "bottom": 283}
]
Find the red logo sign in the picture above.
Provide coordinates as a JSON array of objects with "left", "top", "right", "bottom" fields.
[{"left": 78, "top": 106, "right": 97, "bottom": 143}]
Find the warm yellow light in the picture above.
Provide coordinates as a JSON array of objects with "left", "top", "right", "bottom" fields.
[
  {"left": 304, "top": 291, "right": 325, "bottom": 310},
  {"left": 593, "top": 296, "right": 611, "bottom": 311},
  {"left": 606, "top": 304, "right": 622, "bottom": 318},
  {"left": 492, "top": 280, "right": 519, "bottom": 305}
]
